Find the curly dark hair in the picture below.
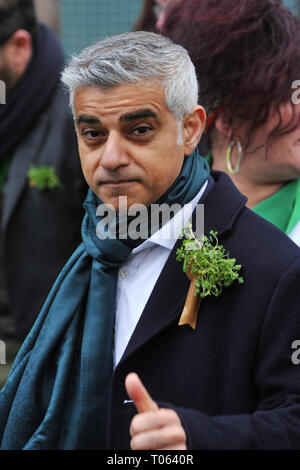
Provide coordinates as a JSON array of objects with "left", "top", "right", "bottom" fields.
[{"left": 161, "top": 0, "right": 300, "bottom": 149}]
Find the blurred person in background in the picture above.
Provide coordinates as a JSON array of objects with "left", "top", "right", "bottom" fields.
[
  {"left": 0, "top": 0, "right": 87, "bottom": 343},
  {"left": 134, "top": 0, "right": 157, "bottom": 32},
  {"left": 162, "top": 0, "right": 300, "bottom": 245},
  {"left": 134, "top": 0, "right": 170, "bottom": 32}
]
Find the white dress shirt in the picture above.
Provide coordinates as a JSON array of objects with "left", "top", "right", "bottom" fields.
[
  {"left": 289, "top": 220, "right": 300, "bottom": 247},
  {"left": 113, "top": 181, "right": 208, "bottom": 367}
]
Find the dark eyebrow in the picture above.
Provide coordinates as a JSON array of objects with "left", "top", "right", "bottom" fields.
[
  {"left": 76, "top": 109, "right": 158, "bottom": 126},
  {"left": 119, "top": 109, "right": 158, "bottom": 122},
  {"left": 76, "top": 115, "right": 101, "bottom": 126}
]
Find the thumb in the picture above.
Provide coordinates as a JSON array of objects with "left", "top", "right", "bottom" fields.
[{"left": 125, "top": 372, "right": 159, "bottom": 413}]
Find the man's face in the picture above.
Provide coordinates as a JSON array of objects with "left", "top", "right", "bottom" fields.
[{"left": 74, "top": 82, "right": 186, "bottom": 210}]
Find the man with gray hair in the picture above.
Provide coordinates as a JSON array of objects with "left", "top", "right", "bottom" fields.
[{"left": 0, "top": 31, "right": 300, "bottom": 451}]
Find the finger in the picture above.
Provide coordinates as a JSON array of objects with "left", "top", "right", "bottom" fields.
[
  {"left": 130, "top": 408, "right": 180, "bottom": 436},
  {"left": 125, "top": 372, "right": 159, "bottom": 414},
  {"left": 130, "top": 423, "right": 186, "bottom": 450}
]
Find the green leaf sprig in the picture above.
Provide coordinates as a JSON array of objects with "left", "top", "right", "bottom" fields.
[
  {"left": 28, "top": 165, "right": 60, "bottom": 191},
  {"left": 176, "top": 223, "right": 244, "bottom": 299}
]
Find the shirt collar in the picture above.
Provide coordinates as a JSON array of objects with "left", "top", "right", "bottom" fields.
[{"left": 132, "top": 180, "right": 208, "bottom": 255}]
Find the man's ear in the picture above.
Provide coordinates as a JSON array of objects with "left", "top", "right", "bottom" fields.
[
  {"left": 182, "top": 106, "right": 206, "bottom": 155},
  {"left": 4, "top": 29, "right": 33, "bottom": 77}
]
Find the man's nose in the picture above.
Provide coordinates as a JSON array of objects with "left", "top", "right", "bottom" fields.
[{"left": 100, "top": 132, "right": 129, "bottom": 171}]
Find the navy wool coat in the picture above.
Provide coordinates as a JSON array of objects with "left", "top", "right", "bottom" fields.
[{"left": 107, "top": 171, "right": 300, "bottom": 450}]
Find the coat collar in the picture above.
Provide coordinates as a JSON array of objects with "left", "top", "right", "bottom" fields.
[
  {"left": 1, "top": 114, "right": 51, "bottom": 232},
  {"left": 199, "top": 171, "right": 247, "bottom": 237},
  {"left": 115, "top": 171, "right": 247, "bottom": 370}
]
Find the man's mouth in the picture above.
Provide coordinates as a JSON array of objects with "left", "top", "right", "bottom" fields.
[{"left": 99, "top": 180, "right": 138, "bottom": 187}]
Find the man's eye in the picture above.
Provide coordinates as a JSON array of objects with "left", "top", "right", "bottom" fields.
[
  {"left": 132, "top": 126, "right": 152, "bottom": 136},
  {"left": 82, "top": 130, "right": 102, "bottom": 139}
]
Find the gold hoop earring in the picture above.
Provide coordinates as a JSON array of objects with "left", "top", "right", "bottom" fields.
[{"left": 226, "top": 139, "right": 243, "bottom": 175}]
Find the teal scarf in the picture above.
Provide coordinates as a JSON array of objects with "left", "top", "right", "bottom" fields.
[{"left": 0, "top": 150, "right": 209, "bottom": 450}]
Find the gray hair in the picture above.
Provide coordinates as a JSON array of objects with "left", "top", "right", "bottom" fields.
[{"left": 61, "top": 31, "right": 199, "bottom": 138}]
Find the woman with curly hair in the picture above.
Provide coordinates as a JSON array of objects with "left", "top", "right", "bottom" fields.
[{"left": 162, "top": 0, "right": 300, "bottom": 245}]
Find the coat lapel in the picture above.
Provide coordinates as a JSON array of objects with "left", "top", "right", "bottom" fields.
[
  {"left": 116, "top": 172, "right": 248, "bottom": 368},
  {"left": 117, "top": 236, "right": 190, "bottom": 368},
  {"left": 1, "top": 114, "right": 50, "bottom": 232}
]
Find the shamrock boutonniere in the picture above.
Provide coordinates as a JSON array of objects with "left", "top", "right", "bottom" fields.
[
  {"left": 28, "top": 165, "right": 60, "bottom": 190},
  {"left": 176, "top": 223, "right": 244, "bottom": 330}
]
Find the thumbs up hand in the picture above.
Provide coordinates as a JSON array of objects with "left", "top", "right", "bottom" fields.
[{"left": 125, "top": 372, "right": 187, "bottom": 450}]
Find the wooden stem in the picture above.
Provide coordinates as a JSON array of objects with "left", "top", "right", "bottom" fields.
[{"left": 178, "top": 278, "right": 201, "bottom": 330}]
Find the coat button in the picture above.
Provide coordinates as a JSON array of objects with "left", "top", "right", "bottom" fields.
[{"left": 119, "top": 268, "right": 127, "bottom": 279}]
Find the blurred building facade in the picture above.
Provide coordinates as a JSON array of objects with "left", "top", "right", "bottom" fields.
[
  {"left": 60, "top": 0, "right": 142, "bottom": 57},
  {"left": 284, "top": 0, "right": 300, "bottom": 14},
  {"left": 34, "top": 0, "right": 60, "bottom": 35},
  {"left": 33, "top": 1, "right": 299, "bottom": 58}
]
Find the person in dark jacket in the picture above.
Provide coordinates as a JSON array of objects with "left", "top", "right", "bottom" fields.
[
  {"left": 0, "top": 31, "right": 300, "bottom": 450},
  {"left": 0, "top": 0, "right": 87, "bottom": 342}
]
